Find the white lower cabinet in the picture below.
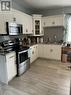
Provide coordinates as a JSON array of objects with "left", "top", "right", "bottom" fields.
[
  {"left": 6, "top": 52, "right": 17, "bottom": 82},
  {"left": 13, "top": 9, "right": 32, "bottom": 34},
  {"left": 38, "top": 44, "right": 44, "bottom": 58},
  {"left": 30, "top": 45, "right": 38, "bottom": 63},
  {"left": 43, "top": 45, "right": 61, "bottom": 60},
  {"left": 44, "top": 45, "right": 51, "bottom": 59},
  {"left": 30, "top": 46, "right": 34, "bottom": 63},
  {"left": 30, "top": 44, "right": 61, "bottom": 64},
  {"left": 0, "top": 51, "right": 17, "bottom": 84}
]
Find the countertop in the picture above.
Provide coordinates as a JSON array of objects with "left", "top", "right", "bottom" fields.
[
  {"left": 0, "top": 51, "right": 15, "bottom": 55},
  {"left": 29, "top": 43, "right": 62, "bottom": 46},
  {"left": 0, "top": 43, "right": 62, "bottom": 55}
]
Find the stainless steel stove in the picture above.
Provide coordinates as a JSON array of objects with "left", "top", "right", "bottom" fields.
[{"left": 16, "top": 46, "right": 30, "bottom": 76}]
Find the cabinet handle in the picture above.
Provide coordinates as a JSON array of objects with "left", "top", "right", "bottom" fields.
[
  {"left": 50, "top": 49, "right": 53, "bottom": 52},
  {"left": 44, "top": 22, "right": 45, "bottom": 25},
  {"left": 52, "top": 21, "right": 55, "bottom": 24},
  {"left": 32, "top": 51, "right": 34, "bottom": 54},
  {"left": 26, "top": 29, "right": 28, "bottom": 32},
  {"left": 9, "top": 56, "right": 15, "bottom": 59}
]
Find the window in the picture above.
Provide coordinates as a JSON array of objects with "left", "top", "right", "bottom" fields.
[{"left": 67, "top": 16, "right": 71, "bottom": 42}]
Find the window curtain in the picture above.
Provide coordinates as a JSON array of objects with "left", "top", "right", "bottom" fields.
[{"left": 67, "top": 16, "right": 71, "bottom": 42}]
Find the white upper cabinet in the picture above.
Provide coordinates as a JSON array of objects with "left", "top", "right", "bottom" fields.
[
  {"left": 0, "top": 13, "right": 5, "bottom": 34},
  {"left": 42, "top": 15, "right": 65, "bottom": 27},
  {"left": 0, "top": 12, "right": 13, "bottom": 34},
  {"left": 0, "top": 9, "right": 32, "bottom": 34},
  {"left": 13, "top": 9, "right": 32, "bottom": 34},
  {"left": 32, "top": 15, "right": 44, "bottom": 36},
  {"left": 24, "top": 14, "right": 32, "bottom": 34}
]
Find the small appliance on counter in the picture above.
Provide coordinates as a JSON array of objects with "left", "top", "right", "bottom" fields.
[
  {"left": 67, "top": 43, "right": 70, "bottom": 47},
  {"left": 37, "top": 37, "right": 40, "bottom": 43},
  {"left": 37, "top": 37, "right": 43, "bottom": 44},
  {"left": 40, "top": 37, "right": 43, "bottom": 43},
  {"left": 22, "top": 37, "right": 29, "bottom": 46},
  {"left": 28, "top": 38, "right": 31, "bottom": 45}
]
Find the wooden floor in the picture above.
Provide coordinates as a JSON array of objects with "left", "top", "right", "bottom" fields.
[{"left": 9, "top": 59, "right": 71, "bottom": 95}]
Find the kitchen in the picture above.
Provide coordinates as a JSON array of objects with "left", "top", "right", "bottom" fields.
[{"left": 0, "top": 0, "right": 71, "bottom": 95}]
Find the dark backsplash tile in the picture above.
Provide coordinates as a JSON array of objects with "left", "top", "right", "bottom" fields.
[{"left": 43, "top": 26, "right": 64, "bottom": 43}]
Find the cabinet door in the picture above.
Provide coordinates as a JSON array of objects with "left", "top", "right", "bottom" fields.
[
  {"left": 56, "top": 15, "right": 64, "bottom": 26},
  {"left": 34, "top": 19, "right": 41, "bottom": 35},
  {"left": 0, "top": 13, "right": 5, "bottom": 34},
  {"left": 50, "top": 45, "right": 61, "bottom": 60},
  {"left": 36, "top": 45, "right": 38, "bottom": 59},
  {"left": 30, "top": 45, "right": 38, "bottom": 63},
  {"left": 30, "top": 46, "right": 35, "bottom": 63},
  {"left": 34, "top": 45, "right": 38, "bottom": 59},
  {"left": 13, "top": 10, "right": 23, "bottom": 24},
  {"left": 38, "top": 44, "right": 44, "bottom": 58},
  {"left": 28, "top": 16, "right": 32, "bottom": 34},
  {"left": 33, "top": 18, "right": 42, "bottom": 36},
  {"left": 42, "top": 15, "right": 64, "bottom": 27},
  {"left": 0, "top": 13, "right": 6, "bottom": 34},
  {"left": 6, "top": 52, "right": 17, "bottom": 81},
  {"left": 45, "top": 16, "right": 57, "bottom": 26},
  {"left": 33, "top": 46, "right": 36, "bottom": 60},
  {"left": 13, "top": 10, "right": 25, "bottom": 33},
  {"left": 0, "top": 12, "right": 14, "bottom": 34},
  {"left": 25, "top": 15, "right": 32, "bottom": 34},
  {"left": 44, "top": 45, "right": 51, "bottom": 59},
  {"left": 42, "top": 17, "right": 54, "bottom": 27},
  {"left": 3, "top": 13, "right": 13, "bottom": 34},
  {"left": 52, "top": 16, "right": 63, "bottom": 26},
  {"left": 41, "top": 18, "right": 44, "bottom": 35},
  {"left": 14, "top": 10, "right": 33, "bottom": 34},
  {"left": 44, "top": 45, "right": 61, "bottom": 60}
]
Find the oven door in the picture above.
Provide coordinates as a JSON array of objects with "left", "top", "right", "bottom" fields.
[
  {"left": 18, "top": 50, "right": 28, "bottom": 64},
  {"left": 17, "top": 50, "right": 30, "bottom": 76},
  {"left": 18, "top": 59, "right": 30, "bottom": 75}
]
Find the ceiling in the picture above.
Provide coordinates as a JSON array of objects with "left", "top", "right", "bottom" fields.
[{"left": 14, "top": 0, "right": 71, "bottom": 9}]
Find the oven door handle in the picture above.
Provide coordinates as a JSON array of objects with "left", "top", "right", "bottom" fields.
[{"left": 18, "top": 49, "right": 28, "bottom": 54}]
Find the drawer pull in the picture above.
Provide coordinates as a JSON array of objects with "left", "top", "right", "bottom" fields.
[
  {"left": 50, "top": 49, "right": 53, "bottom": 52},
  {"left": 52, "top": 21, "right": 55, "bottom": 24},
  {"left": 9, "top": 56, "right": 15, "bottom": 59},
  {"left": 32, "top": 51, "right": 34, "bottom": 54}
]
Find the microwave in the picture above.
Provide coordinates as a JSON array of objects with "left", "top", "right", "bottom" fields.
[{"left": 6, "top": 22, "right": 23, "bottom": 35}]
